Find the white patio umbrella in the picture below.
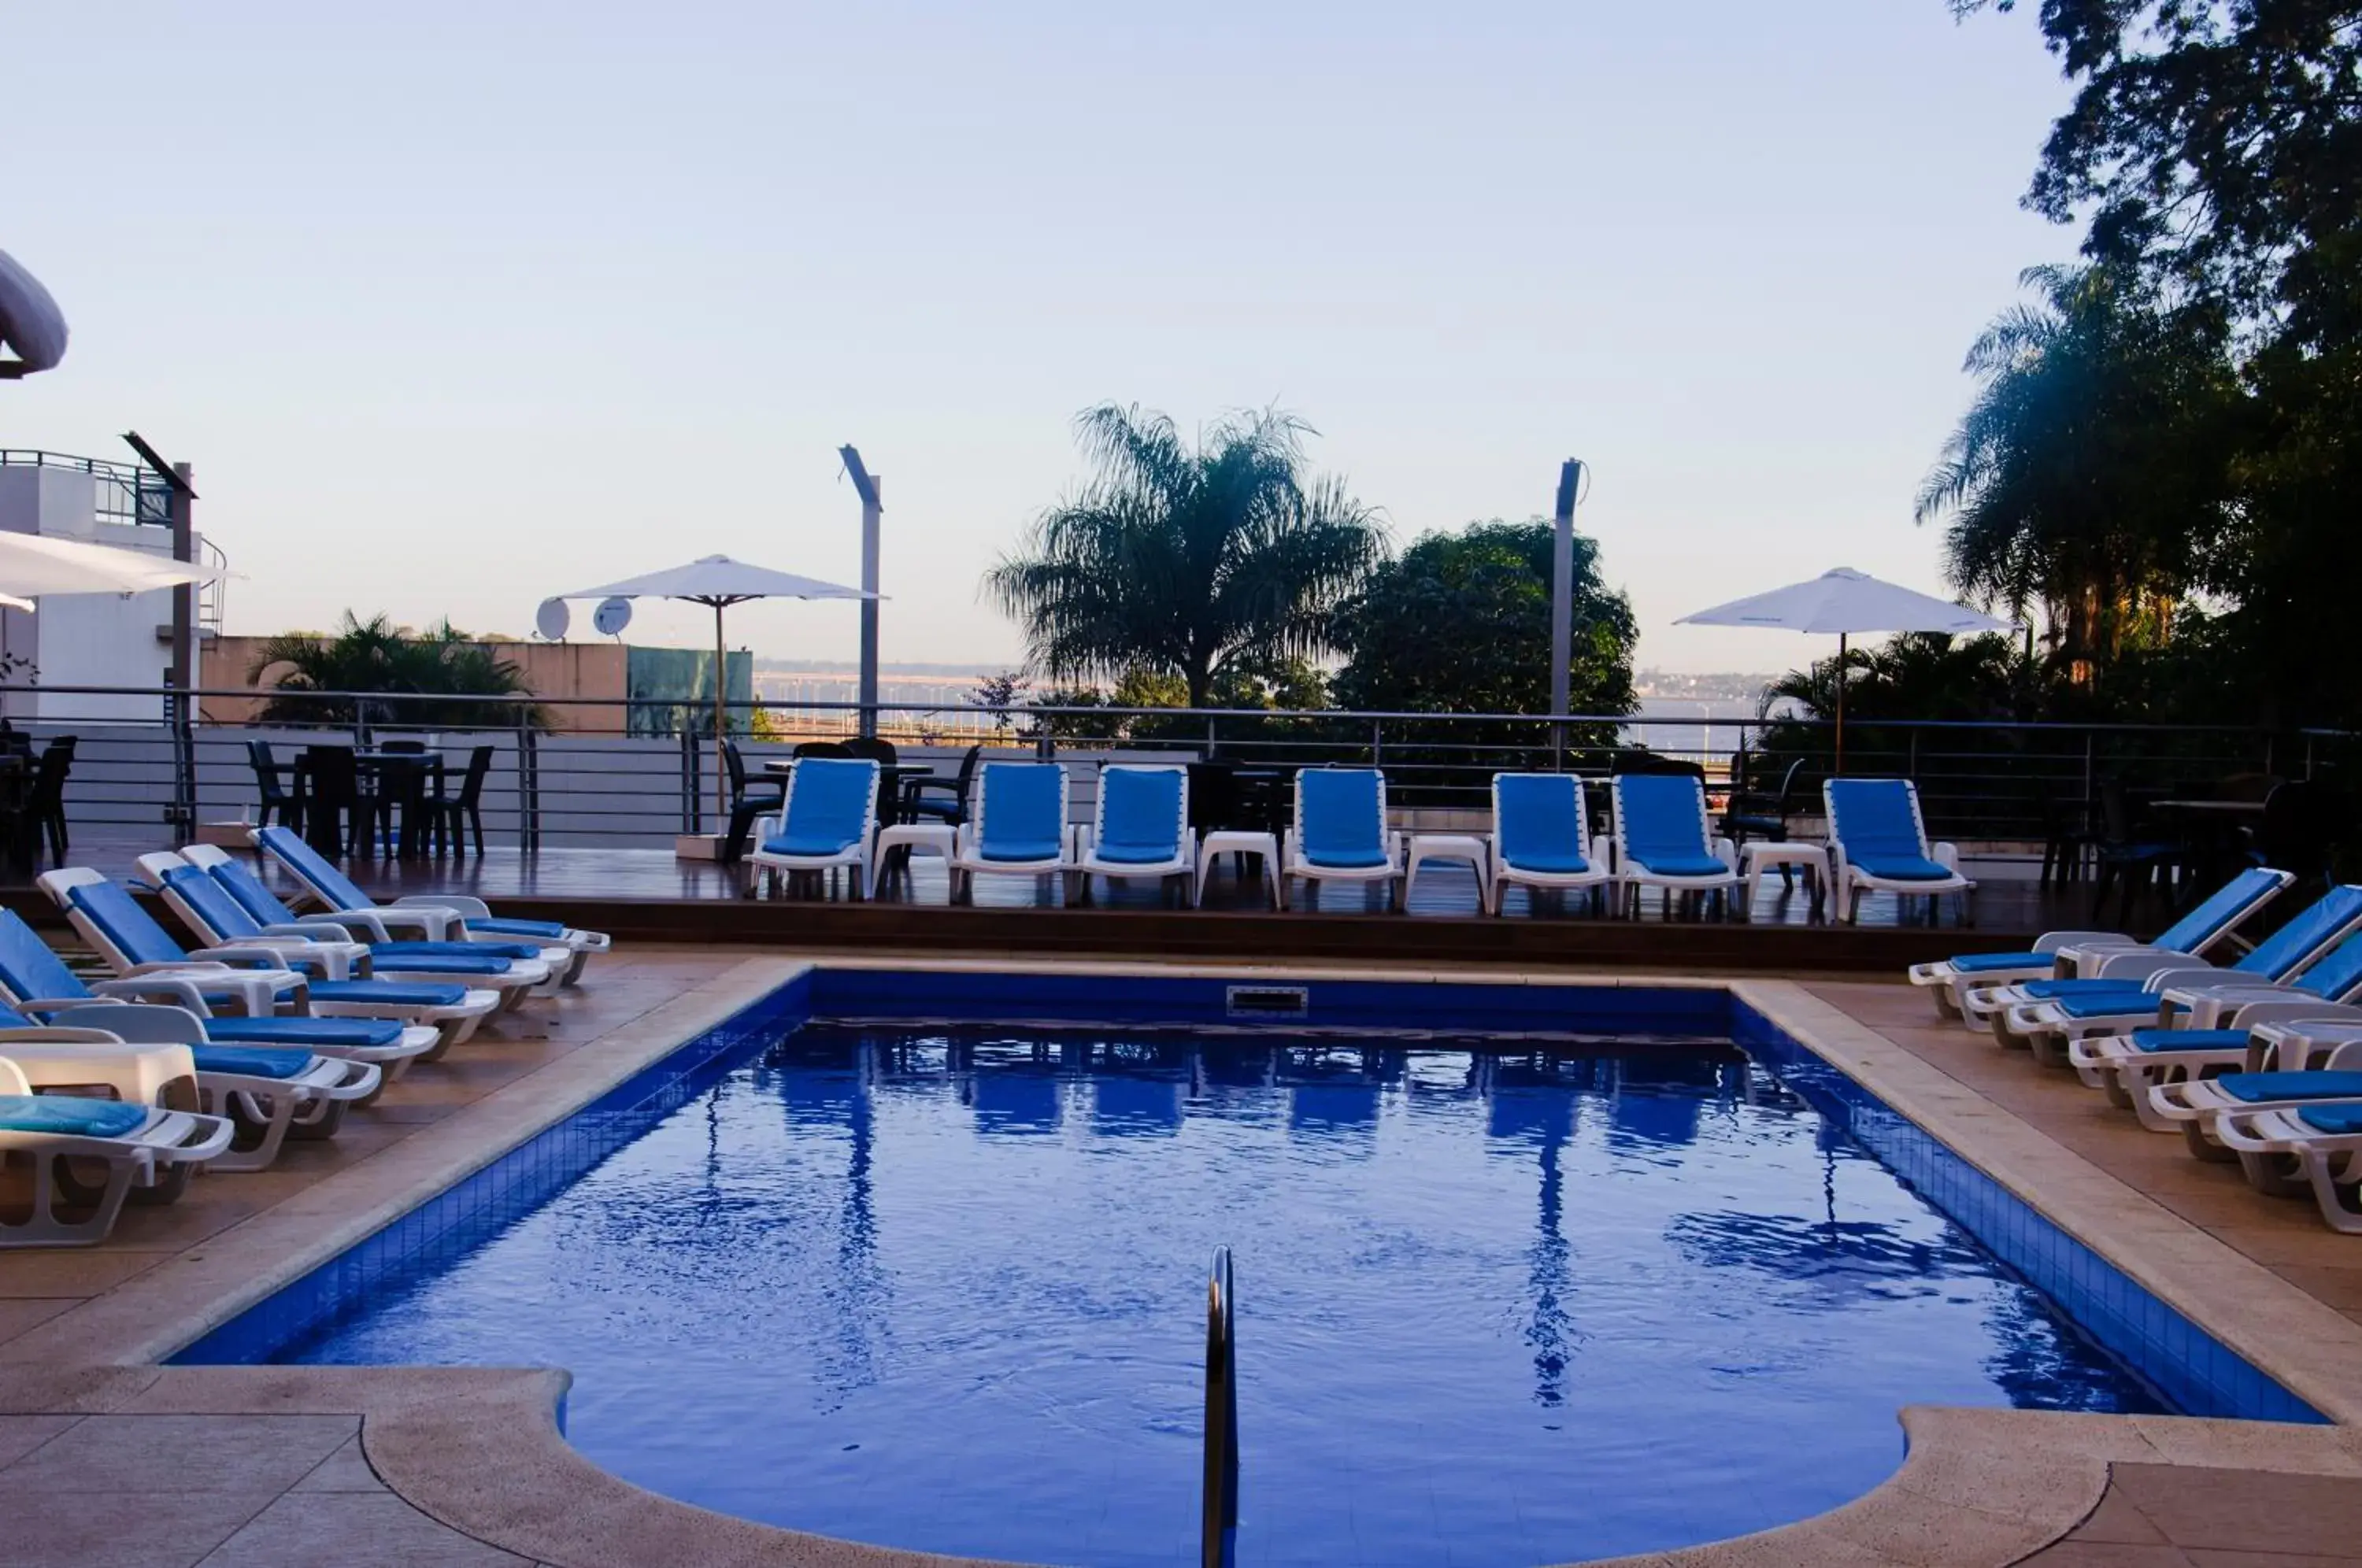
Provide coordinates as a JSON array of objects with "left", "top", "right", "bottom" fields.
[
  {"left": 547, "top": 554, "right": 876, "bottom": 822},
  {"left": 0, "top": 530, "right": 221, "bottom": 598},
  {"left": 0, "top": 250, "right": 68, "bottom": 378},
  {"left": 1675, "top": 567, "right": 2010, "bottom": 771}
]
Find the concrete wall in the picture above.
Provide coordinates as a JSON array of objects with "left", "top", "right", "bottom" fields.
[{"left": 200, "top": 637, "right": 631, "bottom": 734}]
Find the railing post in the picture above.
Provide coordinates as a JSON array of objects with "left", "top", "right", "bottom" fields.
[
  {"left": 1370, "top": 717, "right": 1383, "bottom": 770},
  {"left": 1907, "top": 730, "right": 1919, "bottom": 782},
  {"left": 517, "top": 723, "right": 541, "bottom": 852},
  {"left": 1201, "top": 1246, "right": 1238, "bottom": 1568}
]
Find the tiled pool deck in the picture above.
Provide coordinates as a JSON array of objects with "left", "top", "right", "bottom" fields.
[{"left": 8, "top": 948, "right": 2362, "bottom": 1566}]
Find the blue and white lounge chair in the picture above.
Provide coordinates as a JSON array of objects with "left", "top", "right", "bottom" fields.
[
  {"left": 137, "top": 851, "right": 555, "bottom": 1007},
  {"left": 1823, "top": 778, "right": 1975, "bottom": 926},
  {"left": 1907, "top": 865, "right": 2291, "bottom": 1019},
  {"left": 1077, "top": 765, "right": 1196, "bottom": 905},
  {"left": 2056, "top": 923, "right": 2362, "bottom": 1100},
  {"left": 1986, "top": 883, "right": 2362, "bottom": 1061},
  {"left": 0, "top": 907, "right": 439, "bottom": 1078},
  {"left": 0, "top": 1000, "right": 377, "bottom": 1173},
  {"left": 1609, "top": 773, "right": 1738, "bottom": 919},
  {"left": 2212, "top": 1100, "right": 2362, "bottom": 1232},
  {"left": 1487, "top": 774, "right": 1612, "bottom": 915},
  {"left": 1955, "top": 875, "right": 2354, "bottom": 1034},
  {"left": 1283, "top": 769, "right": 1404, "bottom": 912},
  {"left": 950, "top": 762, "right": 1079, "bottom": 902},
  {"left": 38, "top": 869, "right": 498, "bottom": 1052},
  {"left": 250, "top": 825, "right": 609, "bottom": 985},
  {"left": 747, "top": 757, "right": 881, "bottom": 899},
  {"left": 2143, "top": 1023, "right": 2362, "bottom": 1146},
  {"left": 0, "top": 1052, "right": 235, "bottom": 1247},
  {"left": 173, "top": 844, "right": 568, "bottom": 986}
]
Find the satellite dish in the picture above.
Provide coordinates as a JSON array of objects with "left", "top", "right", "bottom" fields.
[
  {"left": 534, "top": 598, "right": 570, "bottom": 640},
  {"left": 592, "top": 597, "right": 634, "bottom": 638}
]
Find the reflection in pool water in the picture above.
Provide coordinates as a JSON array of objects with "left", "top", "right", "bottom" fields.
[{"left": 286, "top": 1026, "right": 2159, "bottom": 1566}]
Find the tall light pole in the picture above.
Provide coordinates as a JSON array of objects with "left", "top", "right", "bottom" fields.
[
  {"left": 839, "top": 446, "right": 881, "bottom": 738},
  {"left": 123, "top": 431, "right": 198, "bottom": 832},
  {"left": 1549, "top": 459, "right": 1584, "bottom": 731}
]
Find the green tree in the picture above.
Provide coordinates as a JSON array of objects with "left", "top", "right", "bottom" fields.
[
  {"left": 987, "top": 404, "right": 1386, "bottom": 708},
  {"left": 250, "top": 613, "right": 546, "bottom": 729},
  {"left": 1915, "top": 264, "right": 2240, "bottom": 676},
  {"left": 1331, "top": 520, "right": 1636, "bottom": 719}
]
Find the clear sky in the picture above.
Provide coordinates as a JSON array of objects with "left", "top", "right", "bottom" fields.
[{"left": 5, "top": 1, "right": 2071, "bottom": 672}]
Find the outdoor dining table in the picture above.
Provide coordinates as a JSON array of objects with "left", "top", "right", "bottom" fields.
[
  {"left": 297, "top": 746, "right": 447, "bottom": 859},
  {"left": 2152, "top": 797, "right": 2266, "bottom": 897}
]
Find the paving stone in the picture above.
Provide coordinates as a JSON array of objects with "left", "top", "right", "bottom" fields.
[
  {"left": 0, "top": 1480, "right": 268, "bottom": 1567},
  {"left": 2, "top": 1413, "right": 357, "bottom": 1496},
  {"left": 193, "top": 1492, "right": 535, "bottom": 1566},
  {"left": 2108, "top": 1463, "right": 2362, "bottom": 1555}
]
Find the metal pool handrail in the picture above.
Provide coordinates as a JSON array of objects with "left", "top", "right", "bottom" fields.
[{"left": 1203, "top": 1245, "right": 1238, "bottom": 1568}]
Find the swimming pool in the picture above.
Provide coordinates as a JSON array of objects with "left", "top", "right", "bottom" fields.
[{"left": 180, "top": 972, "right": 2318, "bottom": 1567}]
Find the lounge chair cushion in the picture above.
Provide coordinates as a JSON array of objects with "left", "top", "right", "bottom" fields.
[
  {"left": 203, "top": 1016, "right": 407, "bottom": 1049},
  {"left": 2215, "top": 1071, "right": 2362, "bottom": 1103},
  {"left": 161, "top": 867, "right": 272, "bottom": 943},
  {"left": 370, "top": 940, "right": 544, "bottom": 962},
  {"left": 1495, "top": 775, "right": 1589, "bottom": 875},
  {"left": 1298, "top": 771, "right": 1389, "bottom": 869},
  {"left": 974, "top": 764, "right": 1067, "bottom": 864},
  {"left": 308, "top": 980, "right": 472, "bottom": 1008},
  {"left": 2018, "top": 978, "right": 2160, "bottom": 1002},
  {"left": 361, "top": 952, "right": 515, "bottom": 978},
  {"left": 254, "top": 827, "right": 376, "bottom": 914},
  {"left": 65, "top": 882, "right": 192, "bottom": 968},
  {"left": 465, "top": 917, "right": 570, "bottom": 941},
  {"left": 2128, "top": 1028, "right": 2249, "bottom": 1054},
  {"left": 2295, "top": 1103, "right": 2362, "bottom": 1134},
  {"left": 2050, "top": 991, "right": 2174, "bottom": 1020},
  {"left": 1827, "top": 779, "right": 1954, "bottom": 882},
  {"left": 2224, "top": 886, "right": 2362, "bottom": 984},
  {"left": 1616, "top": 775, "right": 1727, "bottom": 881},
  {"left": 1095, "top": 769, "right": 1183, "bottom": 864},
  {"left": 0, "top": 1093, "right": 148, "bottom": 1138},
  {"left": 0, "top": 911, "right": 91, "bottom": 1004},
  {"left": 190, "top": 1044, "right": 317, "bottom": 1080},
  {"left": 1947, "top": 951, "right": 2049, "bottom": 974},
  {"left": 2149, "top": 867, "right": 2289, "bottom": 954},
  {"left": 764, "top": 758, "right": 876, "bottom": 857}
]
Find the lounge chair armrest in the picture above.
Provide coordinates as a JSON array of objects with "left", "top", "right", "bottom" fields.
[
  {"left": 259, "top": 924, "right": 335, "bottom": 942},
  {"left": 393, "top": 894, "right": 494, "bottom": 919},
  {"left": 2087, "top": 952, "right": 2201, "bottom": 984},
  {"left": 282, "top": 917, "right": 362, "bottom": 943},
  {"left": 350, "top": 905, "right": 454, "bottom": 939},
  {"left": 87, "top": 975, "right": 216, "bottom": 1014},
  {"left": 10, "top": 995, "right": 118, "bottom": 1015},
  {"left": 1933, "top": 841, "right": 1960, "bottom": 872},
  {"left": 1590, "top": 834, "right": 1615, "bottom": 872},
  {"left": 2220, "top": 997, "right": 2362, "bottom": 1029},
  {"left": 122, "top": 960, "right": 228, "bottom": 976},
  {"left": 1712, "top": 836, "right": 1737, "bottom": 870},
  {"left": 0, "top": 1026, "right": 128, "bottom": 1045},
  {"left": 185, "top": 947, "right": 300, "bottom": 971},
  {"left": 2126, "top": 963, "right": 2238, "bottom": 992},
  {"left": 2034, "top": 930, "right": 2129, "bottom": 955}
]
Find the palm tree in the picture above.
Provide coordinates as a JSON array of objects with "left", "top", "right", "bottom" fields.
[
  {"left": 986, "top": 404, "right": 1386, "bottom": 708},
  {"left": 249, "top": 612, "right": 546, "bottom": 729},
  {"left": 1916, "top": 265, "right": 2239, "bottom": 679}
]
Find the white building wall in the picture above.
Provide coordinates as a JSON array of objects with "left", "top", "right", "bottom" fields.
[{"left": 0, "top": 466, "right": 194, "bottom": 724}]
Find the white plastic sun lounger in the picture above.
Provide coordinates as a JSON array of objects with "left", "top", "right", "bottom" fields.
[
  {"left": 0, "top": 1054, "right": 234, "bottom": 1247},
  {"left": 1823, "top": 778, "right": 1974, "bottom": 926},
  {"left": 139, "top": 851, "right": 553, "bottom": 1008},
  {"left": 1984, "top": 885, "right": 2362, "bottom": 1060},
  {"left": 747, "top": 756, "right": 881, "bottom": 898},
  {"left": 1907, "top": 865, "right": 2292, "bottom": 1019},
  {"left": 1487, "top": 774, "right": 1612, "bottom": 915},
  {"left": 0, "top": 1000, "right": 376, "bottom": 1173},
  {"left": 2140, "top": 1025, "right": 2362, "bottom": 1157},
  {"left": 250, "top": 826, "right": 609, "bottom": 985},
  {"left": 1076, "top": 765, "right": 1197, "bottom": 905},
  {"left": 2212, "top": 1099, "right": 2362, "bottom": 1231},
  {"left": 178, "top": 844, "right": 567, "bottom": 990},
  {"left": 39, "top": 869, "right": 498, "bottom": 1052},
  {"left": 950, "top": 762, "right": 1081, "bottom": 902},
  {"left": 1609, "top": 773, "right": 1738, "bottom": 919},
  {"left": 0, "top": 908, "right": 438, "bottom": 1082},
  {"left": 1283, "top": 769, "right": 1405, "bottom": 912}
]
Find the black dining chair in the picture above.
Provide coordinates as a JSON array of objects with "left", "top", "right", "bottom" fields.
[
  {"left": 1720, "top": 754, "right": 1807, "bottom": 890},
  {"left": 720, "top": 740, "right": 790, "bottom": 864},
  {"left": 423, "top": 745, "right": 495, "bottom": 857},
  {"left": 839, "top": 735, "right": 898, "bottom": 764},
  {"left": 905, "top": 744, "right": 983, "bottom": 829},
  {"left": 2253, "top": 779, "right": 2340, "bottom": 889},
  {"left": 247, "top": 739, "right": 305, "bottom": 832},
  {"left": 20, "top": 736, "right": 72, "bottom": 868},
  {"left": 305, "top": 746, "right": 389, "bottom": 858},
  {"left": 2088, "top": 778, "right": 2180, "bottom": 925}
]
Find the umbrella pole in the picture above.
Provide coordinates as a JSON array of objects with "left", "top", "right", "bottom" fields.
[
  {"left": 1834, "top": 632, "right": 1847, "bottom": 777},
  {"left": 713, "top": 601, "right": 730, "bottom": 829}
]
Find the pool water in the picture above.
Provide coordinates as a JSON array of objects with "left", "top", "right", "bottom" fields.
[{"left": 284, "top": 1025, "right": 2159, "bottom": 1566}]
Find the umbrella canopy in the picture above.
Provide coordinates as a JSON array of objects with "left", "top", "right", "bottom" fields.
[
  {"left": 0, "top": 250, "right": 68, "bottom": 378},
  {"left": 1675, "top": 567, "right": 2010, "bottom": 637},
  {"left": 554, "top": 554, "right": 871, "bottom": 608},
  {"left": 0, "top": 529, "right": 223, "bottom": 597},
  {"left": 1676, "top": 567, "right": 2011, "bottom": 773},
  {"left": 550, "top": 554, "right": 876, "bottom": 825}
]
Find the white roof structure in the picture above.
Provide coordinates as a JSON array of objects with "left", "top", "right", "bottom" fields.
[{"left": 0, "top": 529, "right": 220, "bottom": 599}]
